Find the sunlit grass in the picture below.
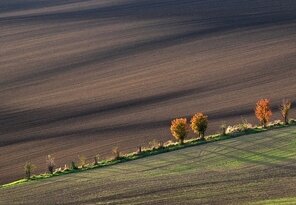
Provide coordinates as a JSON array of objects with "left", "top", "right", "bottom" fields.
[{"left": 252, "top": 197, "right": 296, "bottom": 205}]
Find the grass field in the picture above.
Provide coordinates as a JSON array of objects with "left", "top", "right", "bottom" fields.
[{"left": 1, "top": 126, "right": 295, "bottom": 204}]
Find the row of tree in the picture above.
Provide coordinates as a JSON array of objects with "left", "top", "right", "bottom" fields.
[
  {"left": 24, "top": 155, "right": 55, "bottom": 179},
  {"left": 170, "top": 99, "right": 292, "bottom": 144},
  {"left": 24, "top": 99, "right": 292, "bottom": 180},
  {"left": 170, "top": 113, "right": 208, "bottom": 144}
]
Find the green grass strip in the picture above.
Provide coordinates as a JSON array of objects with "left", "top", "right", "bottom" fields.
[{"left": 1, "top": 121, "right": 295, "bottom": 189}]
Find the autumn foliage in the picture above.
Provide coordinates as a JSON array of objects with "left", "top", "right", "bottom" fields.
[
  {"left": 280, "top": 99, "right": 292, "bottom": 125},
  {"left": 170, "top": 118, "right": 189, "bottom": 144},
  {"left": 190, "top": 113, "right": 208, "bottom": 140},
  {"left": 255, "top": 99, "right": 272, "bottom": 127}
]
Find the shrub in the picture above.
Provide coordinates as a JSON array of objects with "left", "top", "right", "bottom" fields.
[
  {"left": 78, "top": 155, "right": 87, "bottom": 168},
  {"left": 94, "top": 154, "right": 100, "bottom": 166},
  {"left": 24, "top": 162, "right": 35, "bottom": 180},
  {"left": 220, "top": 121, "right": 227, "bottom": 135},
  {"left": 267, "top": 120, "right": 282, "bottom": 127},
  {"left": 239, "top": 118, "right": 252, "bottom": 132},
  {"left": 280, "top": 99, "right": 292, "bottom": 125},
  {"left": 149, "top": 139, "right": 164, "bottom": 150},
  {"left": 112, "top": 147, "right": 120, "bottom": 160},
  {"left": 46, "top": 155, "right": 55, "bottom": 174},
  {"left": 190, "top": 113, "right": 208, "bottom": 140},
  {"left": 289, "top": 119, "right": 296, "bottom": 124},
  {"left": 54, "top": 167, "right": 62, "bottom": 174},
  {"left": 226, "top": 120, "right": 252, "bottom": 135},
  {"left": 170, "top": 118, "right": 190, "bottom": 144},
  {"left": 255, "top": 99, "right": 272, "bottom": 127},
  {"left": 71, "top": 161, "right": 78, "bottom": 170},
  {"left": 163, "top": 140, "right": 176, "bottom": 147},
  {"left": 158, "top": 141, "right": 164, "bottom": 149},
  {"left": 63, "top": 164, "right": 70, "bottom": 171},
  {"left": 225, "top": 125, "right": 241, "bottom": 134}
]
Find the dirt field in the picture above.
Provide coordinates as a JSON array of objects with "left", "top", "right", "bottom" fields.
[
  {"left": 1, "top": 126, "right": 296, "bottom": 204},
  {"left": 0, "top": 0, "right": 296, "bottom": 184}
]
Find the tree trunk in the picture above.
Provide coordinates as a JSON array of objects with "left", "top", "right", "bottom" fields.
[
  {"left": 222, "top": 128, "right": 226, "bottom": 136},
  {"left": 285, "top": 116, "right": 288, "bottom": 125},
  {"left": 199, "top": 132, "right": 205, "bottom": 140},
  {"left": 137, "top": 146, "right": 142, "bottom": 154},
  {"left": 26, "top": 170, "right": 31, "bottom": 179},
  {"left": 262, "top": 119, "right": 267, "bottom": 128}
]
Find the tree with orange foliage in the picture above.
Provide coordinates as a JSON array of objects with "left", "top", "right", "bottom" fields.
[
  {"left": 170, "top": 118, "right": 189, "bottom": 144},
  {"left": 255, "top": 99, "right": 272, "bottom": 127},
  {"left": 280, "top": 99, "right": 292, "bottom": 125},
  {"left": 190, "top": 113, "right": 208, "bottom": 140}
]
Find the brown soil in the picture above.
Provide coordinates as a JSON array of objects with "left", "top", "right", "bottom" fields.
[{"left": 0, "top": 0, "right": 296, "bottom": 184}]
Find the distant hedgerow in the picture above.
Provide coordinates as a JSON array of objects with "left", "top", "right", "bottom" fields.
[{"left": 170, "top": 118, "right": 189, "bottom": 144}]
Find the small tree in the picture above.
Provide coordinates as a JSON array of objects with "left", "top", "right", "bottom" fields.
[
  {"left": 71, "top": 161, "right": 78, "bottom": 170},
  {"left": 112, "top": 147, "right": 120, "bottom": 160},
  {"left": 220, "top": 121, "right": 227, "bottom": 136},
  {"left": 190, "top": 113, "right": 208, "bottom": 140},
  {"left": 78, "top": 155, "right": 87, "bottom": 168},
  {"left": 46, "top": 155, "right": 55, "bottom": 174},
  {"left": 24, "top": 162, "right": 35, "bottom": 180},
  {"left": 255, "top": 99, "right": 272, "bottom": 127},
  {"left": 94, "top": 154, "right": 100, "bottom": 166},
  {"left": 280, "top": 99, "right": 292, "bottom": 125},
  {"left": 136, "top": 146, "right": 142, "bottom": 154},
  {"left": 170, "top": 118, "right": 189, "bottom": 144}
]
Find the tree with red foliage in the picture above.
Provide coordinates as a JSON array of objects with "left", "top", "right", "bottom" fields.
[{"left": 255, "top": 99, "right": 272, "bottom": 127}]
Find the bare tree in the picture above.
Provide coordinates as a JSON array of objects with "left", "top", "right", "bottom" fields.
[
  {"left": 280, "top": 99, "right": 292, "bottom": 125},
  {"left": 24, "top": 162, "right": 35, "bottom": 179},
  {"left": 46, "top": 155, "right": 55, "bottom": 174}
]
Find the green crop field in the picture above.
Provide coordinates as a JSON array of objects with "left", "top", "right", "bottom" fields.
[{"left": 1, "top": 126, "right": 296, "bottom": 205}]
